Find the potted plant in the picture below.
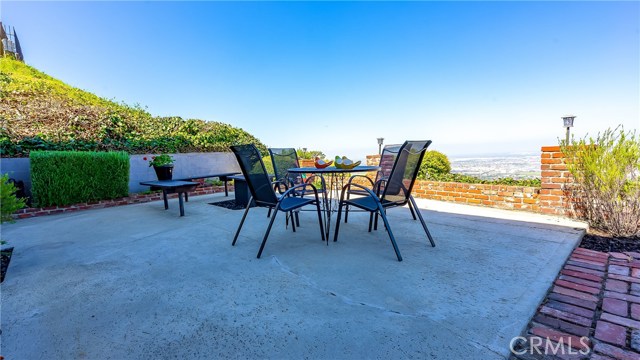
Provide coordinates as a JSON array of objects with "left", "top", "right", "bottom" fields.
[
  {"left": 1, "top": 174, "right": 27, "bottom": 283},
  {"left": 146, "top": 154, "right": 175, "bottom": 181}
]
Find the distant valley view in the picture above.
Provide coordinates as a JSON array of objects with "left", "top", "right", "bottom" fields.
[{"left": 449, "top": 154, "right": 540, "bottom": 180}]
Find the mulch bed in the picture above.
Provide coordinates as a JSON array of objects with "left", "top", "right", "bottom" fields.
[
  {"left": 208, "top": 200, "right": 247, "bottom": 211},
  {"left": 1, "top": 248, "right": 14, "bottom": 283},
  {"left": 579, "top": 230, "right": 640, "bottom": 253}
]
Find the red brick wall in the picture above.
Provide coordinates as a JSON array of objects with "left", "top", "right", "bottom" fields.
[
  {"left": 366, "top": 147, "right": 574, "bottom": 216},
  {"left": 412, "top": 181, "right": 540, "bottom": 211},
  {"left": 539, "top": 146, "right": 574, "bottom": 216}
]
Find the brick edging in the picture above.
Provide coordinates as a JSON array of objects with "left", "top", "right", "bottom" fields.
[
  {"left": 512, "top": 248, "right": 640, "bottom": 359},
  {"left": 12, "top": 184, "right": 233, "bottom": 220}
]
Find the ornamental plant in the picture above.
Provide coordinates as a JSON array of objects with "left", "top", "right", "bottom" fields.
[
  {"left": 147, "top": 154, "right": 174, "bottom": 167},
  {"left": 561, "top": 127, "right": 640, "bottom": 236},
  {"left": 296, "top": 148, "right": 326, "bottom": 160},
  {"left": 1, "top": 174, "right": 26, "bottom": 223},
  {"left": 419, "top": 150, "right": 452, "bottom": 179}
]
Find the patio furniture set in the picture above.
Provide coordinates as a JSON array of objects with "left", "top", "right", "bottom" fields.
[{"left": 139, "top": 140, "right": 435, "bottom": 261}]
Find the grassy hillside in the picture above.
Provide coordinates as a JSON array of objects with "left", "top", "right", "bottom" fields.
[{"left": 0, "top": 58, "right": 266, "bottom": 157}]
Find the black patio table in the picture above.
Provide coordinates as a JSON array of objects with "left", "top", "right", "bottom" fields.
[
  {"left": 139, "top": 180, "right": 199, "bottom": 216},
  {"left": 287, "top": 165, "right": 380, "bottom": 238}
]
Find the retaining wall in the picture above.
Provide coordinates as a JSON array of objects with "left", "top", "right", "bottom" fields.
[
  {"left": 0, "top": 152, "right": 241, "bottom": 195},
  {"left": 365, "top": 146, "right": 574, "bottom": 216}
]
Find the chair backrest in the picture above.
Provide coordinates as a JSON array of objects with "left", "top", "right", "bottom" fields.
[
  {"left": 381, "top": 140, "right": 432, "bottom": 205},
  {"left": 377, "top": 144, "right": 403, "bottom": 182},
  {"left": 231, "top": 144, "right": 279, "bottom": 206},
  {"left": 268, "top": 148, "right": 300, "bottom": 186}
]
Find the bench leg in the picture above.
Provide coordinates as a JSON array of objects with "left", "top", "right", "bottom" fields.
[
  {"left": 224, "top": 180, "right": 229, "bottom": 196},
  {"left": 185, "top": 192, "right": 189, "bottom": 202},
  {"left": 178, "top": 192, "right": 185, "bottom": 216},
  {"left": 163, "top": 190, "right": 169, "bottom": 210}
]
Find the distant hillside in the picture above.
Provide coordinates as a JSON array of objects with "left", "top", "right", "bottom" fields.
[{"left": 0, "top": 58, "right": 266, "bottom": 157}]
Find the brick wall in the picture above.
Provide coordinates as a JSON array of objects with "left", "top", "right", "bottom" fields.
[
  {"left": 539, "top": 146, "right": 574, "bottom": 216},
  {"left": 365, "top": 147, "right": 574, "bottom": 216},
  {"left": 413, "top": 181, "right": 540, "bottom": 211}
]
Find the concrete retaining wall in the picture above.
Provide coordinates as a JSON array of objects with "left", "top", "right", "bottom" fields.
[
  {"left": 0, "top": 152, "right": 241, "bottom": 195},
  {"left": 0, "top": 157, "right": 31, "bottom": 197}
]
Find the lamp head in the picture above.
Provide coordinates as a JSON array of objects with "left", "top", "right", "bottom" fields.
[{"left": 562, "top": 115, "right": 576, "bottom": 128}]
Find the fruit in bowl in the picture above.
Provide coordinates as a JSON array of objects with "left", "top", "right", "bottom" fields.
[
  {"left": 314, "top": 156, "right": 333, "bottom": 169},
  {"left": 334, "top": 156, "right": 361, "bottom": 169}
]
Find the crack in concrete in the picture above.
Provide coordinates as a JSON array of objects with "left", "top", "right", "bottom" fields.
[{"left": 271, "top": 256, "right": 509, "bottom": 358}]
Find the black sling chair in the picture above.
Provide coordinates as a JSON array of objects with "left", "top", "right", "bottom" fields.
[
  {"left": 231, "top": 144, "right": 325, "bottom": 258},
  {"left": 343, "top": 143, "right": 418, "bottom": 223},
  {"left": 333, "top": 140, "right": 436, "bottom": 261},
  {"left": 268, "top": 148, "right": 329, "bottom": 224}
]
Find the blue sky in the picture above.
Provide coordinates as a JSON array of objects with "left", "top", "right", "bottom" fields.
[{"left": 2, "top": 1, "right": 638, "bottom": 159}]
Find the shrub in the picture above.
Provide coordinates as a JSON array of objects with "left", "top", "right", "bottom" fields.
[
  {"left": 561, "top": 127, "right": 640, "bottom": 236},
  {"left": 30, "top": 151, "right": 130, "bottom": 207},
  {"left": 297, "top": 148, "right": 326, "bottom": 160},
  {"left": 418, "top": 150, "right": 451, "bottom": 179},
  {"left": 426, "top": 172, "right": 541, "bottom": 187},
  {"left": 1, "top": 174, "right": 26, "bottom": 222},
  {"left": 261, "top": 155, "right": 274, "bottom": 175}
]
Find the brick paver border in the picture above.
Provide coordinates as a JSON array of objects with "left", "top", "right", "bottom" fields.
[{"left": 511, "top": 248, "right": 640, "bottom": 359}]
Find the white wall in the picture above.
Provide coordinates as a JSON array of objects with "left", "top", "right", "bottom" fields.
[{"left": 0, "top": 152, "right": 241, "bottom": 196}]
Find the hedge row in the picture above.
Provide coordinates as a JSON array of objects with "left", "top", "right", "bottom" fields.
[{"left": 30, "top": 151, "right": 130, "bottom": 207}]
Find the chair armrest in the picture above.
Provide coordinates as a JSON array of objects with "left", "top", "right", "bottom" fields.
[
  {"left": 338, "top": 183, "right": 380, "bottom": 203},
  {"left": 281, "top": 183, "right": 320, "bottom": 201},
  {"left": 373, "top": 179, "right": 387, "bottom": 195},
  {"left": 271, "top": 179, "right": 289, "bottom": 194},
  {"left": 346, "top": 174, "right": 375, "bottom": 188}
]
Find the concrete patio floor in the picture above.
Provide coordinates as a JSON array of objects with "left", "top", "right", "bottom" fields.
[{"left": 0, "top": 194, "right": 586, "bottom": 359}]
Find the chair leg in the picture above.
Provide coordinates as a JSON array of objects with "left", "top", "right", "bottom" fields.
[
  {"left": 377, "top": 204, "right": 402, "bottom": 262},
  {"left": 344, "top": 191, "right": 350, "bottom": 223},
  {"left": 232, "top": 197, "right": 253, "bottom": 246},
  {"left": 257, "top": 207, "right": 279, "bottom": 258},
  {"left": 410, "top": 196, "right": 435, "bottom": 247},
  {"left": 295, "top": 211, "right": 300, "bottom": 227},
  {"left": 408, "top": 199, "right": 417, "bottom": 220},
  {"left": 333, "top": 201, "right": 344, "bottom": 242},
  {"left": 374, "top": 211, "right": 380, "bottom": 231},
  {"left": 290, "top": 211, "right": 296, "bottom": 232},
  {"left": 315, "top": 201, "right": 326, "bottom": 243},
  {"left": 368, "top": 212, "right": 374, "bottom": 232},
  {"left": 267, "top": 207, "right": 272, "bottom": 218}
]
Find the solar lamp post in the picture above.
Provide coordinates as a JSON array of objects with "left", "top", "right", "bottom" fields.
[
  {"left": 562, "top": 115, "right": 576, "bottom": 144},
  {"left": 377, "top": 138, "right": 384, "bottom": 155}
]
